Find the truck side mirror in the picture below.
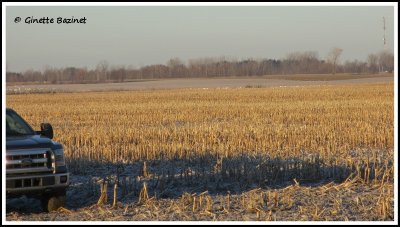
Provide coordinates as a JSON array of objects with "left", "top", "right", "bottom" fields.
[{"left": 40, "top": 123, "right": 54, "bottom": 139}]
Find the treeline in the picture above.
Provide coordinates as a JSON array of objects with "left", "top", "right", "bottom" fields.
[{"left": 6, "top": 50, "right": 394, "bottom": 84}]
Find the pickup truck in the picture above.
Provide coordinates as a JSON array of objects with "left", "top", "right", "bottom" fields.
[{"left": 6, "top": 108, "right": 70, "bottom": 212}]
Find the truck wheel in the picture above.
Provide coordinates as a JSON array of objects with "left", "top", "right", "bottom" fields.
[{"left": 41, "top": 191, "right": 66, "bottom": 212}]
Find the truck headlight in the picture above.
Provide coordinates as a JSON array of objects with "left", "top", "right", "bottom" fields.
[{"left": 54, "top": 148, "right": 66, "bottom": 167}]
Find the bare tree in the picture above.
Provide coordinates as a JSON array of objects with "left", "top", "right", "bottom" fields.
[
  {"left": 327, "top": 47, "right": 343, "bottom": 75},
  {"left": 378, "top": 51, "right": 394, "bottom": 73},
  {"left": 284, "top": 51, "right": 319, "bottom": 74},
  {"left": 343, "top": 60, "right": 367, "bottom": 74},
  {"left": 13, "top": 49, "right": 394, "bottom": 84},
  {"left": 110, "top": 66, "right": 126, "bottom": 82},
  {"left": 367, "top": 54, "right": 379, "bottom": 73},
  {"left": 167, "top": 57, "right": 184, "bottom": 78},
  {"left": 96, "top": 60, "right": 109, "bottom": 82},
  {"left": 43, "top": 65, "right": 59, "bottom": 84}
]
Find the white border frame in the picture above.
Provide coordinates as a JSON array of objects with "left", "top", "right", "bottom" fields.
[{"left": 2, "top": 2, "right": 398, "bottom": 225}]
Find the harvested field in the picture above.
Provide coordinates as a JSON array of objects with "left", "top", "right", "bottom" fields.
[
  {"left": 6, "top": 73, "right": 393, "bottom": 94},
  {"left": 5, "top": 80, "right": 395, "bottom": 221},
  {"left": 6, "top": 177, "right": 394, "bottom": 221}
]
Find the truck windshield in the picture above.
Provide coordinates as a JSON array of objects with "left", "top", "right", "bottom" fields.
[{"left": 6, "top": 110, "right": 35, "bottom": 136}]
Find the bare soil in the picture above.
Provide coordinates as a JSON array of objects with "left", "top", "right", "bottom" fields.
[{"left": 6, "top": 74, "right": 394, "bottom": 94}]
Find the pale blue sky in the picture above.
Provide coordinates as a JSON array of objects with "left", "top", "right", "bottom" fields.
[{"left": 6, "top": 6, "right": 395, "bottom": 72}]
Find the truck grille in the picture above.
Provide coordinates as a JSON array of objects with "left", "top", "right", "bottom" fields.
[{"left": 6, "top": 149, "right": 54, "bottom": 175}]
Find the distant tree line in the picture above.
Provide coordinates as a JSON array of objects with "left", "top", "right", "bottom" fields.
[{"left": 6, "top": 50, "right": 394, "bottom": 84}]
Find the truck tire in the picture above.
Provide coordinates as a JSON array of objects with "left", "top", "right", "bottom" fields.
[{"left": 41, "top": 190, "right": 66, "bottom": 212}]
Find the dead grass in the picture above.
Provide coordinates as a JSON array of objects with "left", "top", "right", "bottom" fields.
[
  {"left": 5, "top": 81, "right": 394, "bottom": 221},
  {"left": 6, "top": 175, "right": 394, "bottom": 221}
]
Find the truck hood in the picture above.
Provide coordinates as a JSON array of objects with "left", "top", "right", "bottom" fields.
[{"left": 6, "top": 135, "right": 61, "bottom": 150}]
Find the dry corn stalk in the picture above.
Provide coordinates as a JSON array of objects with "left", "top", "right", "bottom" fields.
[
  {"left": 112, "top": 180, "right": 118, "bottom": 208},
  {"left": 97, "top": 179, "right": 108, "bottom": 205},
  {"left": 138, "top": 182, "right": 149, "bottom": 204}
]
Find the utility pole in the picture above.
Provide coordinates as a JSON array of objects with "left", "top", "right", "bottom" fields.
[
  {"left": 379, "top": 17, "right": 387, "bottom": 73},
  {"left": 383, "top": 16, "right": 387, "bottom": 51}
]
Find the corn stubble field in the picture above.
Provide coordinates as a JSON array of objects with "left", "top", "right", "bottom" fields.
[{"left": 6, "top": 82, "right": 394, "bottom": 221}]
